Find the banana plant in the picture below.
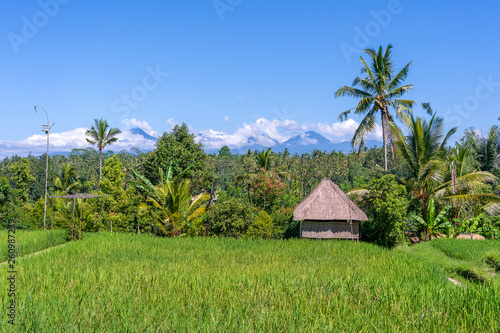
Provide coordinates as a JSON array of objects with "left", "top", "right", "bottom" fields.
[
  {"left": 453, "top": 214, "right": 498, "bottom": 239},
  {"left": 411, "top": 197, "right": 452, "bottom": 240}
]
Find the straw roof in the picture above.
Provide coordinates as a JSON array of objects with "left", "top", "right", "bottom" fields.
[{"left": 293, "top": 178, "right": 368, "bottom": 221}]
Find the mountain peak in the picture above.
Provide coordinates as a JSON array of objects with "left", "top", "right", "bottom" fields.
[{"left": 129, "top": 128, "right": 157, "bottom": 141}]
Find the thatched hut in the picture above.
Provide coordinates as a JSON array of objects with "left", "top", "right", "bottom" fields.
[{"left": 293, "top": 178, "right": 368, "bottom": 240}]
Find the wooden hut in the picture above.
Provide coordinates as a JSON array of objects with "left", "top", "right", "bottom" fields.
[{"left": 293, "top": 178, "right": 368, "bottom": 240}]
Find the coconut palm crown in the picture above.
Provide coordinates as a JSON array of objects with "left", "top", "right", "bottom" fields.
[
  {"left": 85, "top": 118, "right": 121, "bottom": 180},
  {"left": 335, "top": 44, "right": 430, "bottom": 171}
]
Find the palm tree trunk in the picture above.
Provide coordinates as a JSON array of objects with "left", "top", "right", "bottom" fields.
[
  {"left": 99, "top": 148, "right": 102, "bottom": 180},
  {"left": 381, "top": 112, "right": 388, "bottom": 171}
]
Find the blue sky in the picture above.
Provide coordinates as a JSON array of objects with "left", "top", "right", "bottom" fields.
[{"left": 1, "top": 0, "right": 499, "bottom": 156}]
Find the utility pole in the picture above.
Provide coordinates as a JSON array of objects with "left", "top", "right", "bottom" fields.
[{"left": 35, "top": 106, "right": 54, "bottom": 230}]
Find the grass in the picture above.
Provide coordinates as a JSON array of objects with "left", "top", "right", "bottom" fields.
[
  {"left": 1, "top": 233, "right": 499, "bottom": 332},
  {"left": 0, "top": 229, "right": 67, "bottom": 262},
  {"left": 430, "top": 238, "right": 500, "bottom": 261},
  {"left": 398, "top": 238, "right": 500, "bottom": 286}
]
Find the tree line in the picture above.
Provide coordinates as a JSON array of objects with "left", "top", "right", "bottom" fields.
[{"left": 1, "top": 45, "right": 500, "bottom": 246}]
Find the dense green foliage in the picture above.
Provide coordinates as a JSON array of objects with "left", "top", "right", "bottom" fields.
[
  {"left": 357, "top": 175, "right": 409, "bottom": 247},
  {"left": 1, "top": 233, "right": 499, "bottom": 332},
  {"left": 142, "top": 123, "right": 208, "bottom": 188}
]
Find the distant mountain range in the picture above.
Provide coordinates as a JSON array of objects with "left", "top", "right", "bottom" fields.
[
  {"left": 205, "top": 131, "right": 382, "bottom": 155},
  {"left": 47, "top": 129, "right": 381, "bottom": 157}
]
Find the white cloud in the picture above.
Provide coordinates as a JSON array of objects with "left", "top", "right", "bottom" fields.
[
  {"left": 224, "top": 116, "right": 230, "bottom": 122},
  {"left": 121, "top": 118, "right": 157, "bottom": 136},
  {"left": 0, "top": 127, "right": 156, "bottom": 158},
  {"left": 297, "top": 133, "right": 318, "bottom": 145},
  {"left": 313, "top": 119, "right": 383, "bottom": 142},
  {"left": 195, "top": 118, "right": 378, "bottom": 150},
  {"left": 315, "top": 119, "right": 359, "bottom": 139},
  {"left": 0, "top": 117, "right": 384, "bottom": 158},
  {"left": 196, "top": 118, "right": 313, "bottom": 150},
  {"left": 166, "top": 118, "right": 176, "bottom": 128}
]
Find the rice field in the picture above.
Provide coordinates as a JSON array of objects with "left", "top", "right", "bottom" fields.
[
  {"left": 430, "top": 238, "right": 500, "bottom": 261},
  {"left": 1, "top": 233, "right": 499, "bottom": 332},
  {"left": 400, "top": 238, "right": 500, "bottom": 287},
  {"left": 0, "top": 230, "right": 67, "bottom": 262}
]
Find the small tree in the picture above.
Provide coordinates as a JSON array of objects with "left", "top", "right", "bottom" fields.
[
  {"left": 202, "top": 197, "right": 257, "bottom": 237},
  {"left": 357, "top": 174, "right": 409, "bottom": 248},
  {"left": 143, "top": 123, "right": 207, "bottom": 187},
  {"left": 100, "top": 155, "right": 125, "bottom": 197},
  {"left": 8, "top": 159, "right": 35, "bottom": 203},
  {"left": 248, "top": 170, "right": 286, "bottom": 212}
]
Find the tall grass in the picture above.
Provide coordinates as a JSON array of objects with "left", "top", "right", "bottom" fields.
[
  {"left": 0, "top": 230, "right": 67, "bottom": 262},
  {"left": 430, "top": 238, "right": 500, "bottom": 261},
  {"left": 1, "top": 233, "right": 499, "bottom": 332}
]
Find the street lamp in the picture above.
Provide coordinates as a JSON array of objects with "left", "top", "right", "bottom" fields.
[{"left": 34, "top": 106, "right": 54, "bottom": 230}]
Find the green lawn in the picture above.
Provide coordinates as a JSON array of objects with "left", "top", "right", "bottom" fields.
[
  {"left": 0, "top": 230, "right": 67, "bottom": 262},
  {"left": 1, "top": 233, "right": 499, "bottom": 332}
]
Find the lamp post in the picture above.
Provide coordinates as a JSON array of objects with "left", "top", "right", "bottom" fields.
[{"left": 34, "top": 106, "right": 54, "bottom": 230}]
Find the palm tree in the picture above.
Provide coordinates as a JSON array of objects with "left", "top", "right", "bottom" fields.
[
  {"left": 236, "top": 148, "right": 290, "bottom": 191},
  {"left": 389, "top": 113, "right": 499, "bottom": 218},
  {"left": 52, "top": 163, "right": 81, "bottom": 195},
  {"left": 434, "top": 147, "right": 500, "bottom": 218},
  {"left": 85, "top": 118, "right": 121, "bottom": 180},
  {"left": 335, "top": 44, "right": 429, "bottom": 171},
  {"left": 130, "top": 166, "right": 208, "bottom": 236},
  {"left": 256, "top": 148, "right": 272, "bottom": 170}
]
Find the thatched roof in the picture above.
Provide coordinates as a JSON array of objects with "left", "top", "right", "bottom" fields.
[{"left": 293, "top": 178, "right": 368, "bottom": 221}]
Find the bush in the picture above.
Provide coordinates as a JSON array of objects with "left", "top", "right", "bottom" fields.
[
  {"left": 203, "top": 197, "right": 258, "bottom": 237},
  {"left": 358, "top": 175, "right": 409, "bottom": 248},
  {"left": 246, "top": 211, "right": 274, "bottom": 239},
  {"left": 248, "top": 171, "right": 286, "bottom": 212},
  {"left": 270, "top": 206, "right": 299, "bottom": 239}
]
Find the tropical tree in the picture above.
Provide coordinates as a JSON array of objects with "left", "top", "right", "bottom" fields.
[
  {"left": 85, "top": 118, "right": 121, "bottom": 180},
  {"left": 335, "top": 44, "right": 429, "bottom": 171},
  {"left": 130, "top": 165, "right": 209, "bottom": 236},
  {"left": 51, "top": 163, "right": 80, "bottom": 195},
  {"left": 389, "top": 113, "right": 499, "bottom": 218},
  {"left": 433, "top": 147, "right": 500, "bottom": 218}
]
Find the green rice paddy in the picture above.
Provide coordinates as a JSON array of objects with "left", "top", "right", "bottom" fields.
[
  {"left": 1, "top": 233, "right": 499, "bottom": 332},
  {"left": 0, "top": 230, "right": 67, "bottom": 262}
]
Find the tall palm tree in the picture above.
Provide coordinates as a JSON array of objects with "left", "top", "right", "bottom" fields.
[
  {"left": 335, "top": 44, "right": 429, "bottom": 171},
  {"left": 85, "top": 118, "right": 121, "bottom": 180},
  {"left": 51, "top": 163, "right": 81, "bottom": 195}
]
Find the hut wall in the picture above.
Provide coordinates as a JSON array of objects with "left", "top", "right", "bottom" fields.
[{"left": 301, "top": 220, "right": 359, "bottom": 240}]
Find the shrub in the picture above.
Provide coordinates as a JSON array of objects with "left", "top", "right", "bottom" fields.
[
  {"left": 248, "top": 171, "right": 286, "bottom": 212},
  {"left": 270, "top": 206, "right": 299, "bottom": 239},
  {"left": 246, "top": 211, "right": 274, "bottom": 239},
  {"left": 358, "top": 175, "right": 409, "bottom": 248},
  {"left": 203, "top": 197, "right": 258, "bottom": 237}
]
